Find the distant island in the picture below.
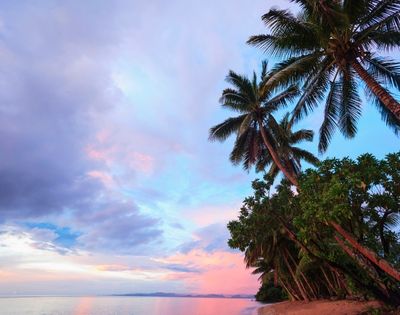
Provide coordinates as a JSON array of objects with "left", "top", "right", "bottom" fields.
[{"left": 112, "top": 292, "right": 254, "bottom": 299}]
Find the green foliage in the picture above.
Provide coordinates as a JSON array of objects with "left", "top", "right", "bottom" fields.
[
  {"left": 296, "top": 152, "right": 400, "bottom": 267},
  {"left": 248, "top": 0, "right": 400, "bottom": 152},
  {"left": 209, "top": 63, "right": 301, "bottom": 172},
  {"left": 228, "top": 153, "right": 400, "bottom": 305},
  {"left": 255, "top": 113, "right": 319, "bottom": 180},
  {"left": 255, "top": 280, "right": 288, "bottom": 303},
  {"left": 212, "top": 1, "right": 400, "bottom": 307}
]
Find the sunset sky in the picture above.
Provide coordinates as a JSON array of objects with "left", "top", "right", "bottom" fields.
[{"left": 0, "top": 0, "right": 399, "bottom": 296}]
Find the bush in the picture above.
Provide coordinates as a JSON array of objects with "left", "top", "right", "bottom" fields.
[{"left": 255, "top": 280, "right": 287, "bottom": 303}]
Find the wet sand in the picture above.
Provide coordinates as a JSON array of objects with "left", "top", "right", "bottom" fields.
[{"left": 257, "top": 300, "right": 383, "bottom": 315}]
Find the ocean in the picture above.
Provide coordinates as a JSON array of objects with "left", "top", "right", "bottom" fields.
[{"left": 0, "top": 296, "right": 262, "bottom": 315}]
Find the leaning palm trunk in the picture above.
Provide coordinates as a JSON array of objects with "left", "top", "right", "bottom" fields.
[
  {"left": 286, "top": 250, "right": 318, "bottom": 299},
  {"left": 282, "top": 250, "right": 310, "bottom": 302},
  {"left": 334, "top": 235, "right": 390, "bottom": 298},
  {"left": 331, "top": 221, "right": 400, "bottom": 282},
  {"left": 275, "top": 157, "right": 400, "bottom": 284},
  {"left": 279, "top": 275, "right": 299, "bottom": 301},
  {"left": 258, "top": 119, "right": 299, "bottom": 186},
  {"left": 351, "top": 59, "right": 400, "bottom": 120},
  {"left": 271, "top": 145, "right": 400, "bottom": 283},
  {"left": 321, "top": 267, "right": 337, "bottom": 296}
]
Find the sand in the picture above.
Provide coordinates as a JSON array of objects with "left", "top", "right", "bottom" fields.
[{"left": 257, "top": 300, "right": 384, "bottom": 315}]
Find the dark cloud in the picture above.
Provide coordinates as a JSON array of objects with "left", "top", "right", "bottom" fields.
[
  {"left": 75, "top": 201, "right": 163, "bottom": 254},
  {"left": 0, "top": 1, "right": 114, "bottom": 219},
  {"left": 0, "top": 1, "right": 163, "bottom": 253},
  {"left": 0, "top": 0, "right": 272, "bottom": 257}
]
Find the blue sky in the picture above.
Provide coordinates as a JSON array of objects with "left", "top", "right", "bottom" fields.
[{"left": 0, "top": 0, "right": 398, "bottom": 296}]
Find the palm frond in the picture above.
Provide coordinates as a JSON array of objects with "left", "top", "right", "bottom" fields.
[
  {"left": 239, "top": 113, "right": 254, "bottom": 137},
  {"left": 220, "top": 88, "right": 249, "bottom": 112},
  {"left": 291, "top": 58, "right": 332, "bottom": 123},
  {"left": 267, "top": 163, "right": 281, "bottom": 180},
  {"left": 209, "top": 114, "right": 247, "bottom": 141},
  {"left": 338, "top": 70, "right": 362, "bottom": 138},
  {"left": 226, "top": 71, "right": 257, "bottom": 104},
  {"left": 290, "top": 129, "right": 314, "bottom": 143},
  {"left": 255, "top": 147, "right": 272, "bottom": 173},
  {"left": 291, "top": 147, "right": 320, "bottom": 166},
  {"left": 343, "top": 0, "right": 375, "bottom": 24},
  {"left": 364, "top": 30, "right": 400, "bottom": 51},
  {"left": 365, "top": 87, "right": 400, "bottom": 135},
  {"left": 358, "top": 1, "right": 400, "bottom": 33},
  {"left": 230, "top": 126, "right": 262, "bottom": 170},
  {"left": 248, "top": 10, "right": 320, "bottom": 58},
  {"left": 263, "top": 85, "right": 299, "bottom": 112},
  {"left": 266, "top": 53, "right": 322, "bottom": 90},
  {"left": 318, "top": 79, "right": 341, "bottom": 153},
  {"left": 261, "top": 60, "right": 268, "bottom": 81},
  {"left": 365, "top": 56, "right": 400, "bottom": 90}
]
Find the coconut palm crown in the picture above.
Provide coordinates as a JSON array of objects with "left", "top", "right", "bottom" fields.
[
  {"left": 209, "top": 61, "right": 300, "bottom": 186},
  {"left": 248, "top": 0, "right": 400, "bottom": 153}
]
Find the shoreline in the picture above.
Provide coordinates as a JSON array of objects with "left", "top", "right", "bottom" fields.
[{"left": 256, "top": 300, "right": 383, "bottom": 315}]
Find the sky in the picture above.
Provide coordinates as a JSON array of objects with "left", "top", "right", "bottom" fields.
[{"left": 0, "top": 0, "right": 399, "bottom": 296}]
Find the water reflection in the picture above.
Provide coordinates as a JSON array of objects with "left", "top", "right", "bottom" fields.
[
  {"left": 0, "top": 296, "right": 262, "bottom": 315},
  {"left": 73, "top": 297, "right": 94, "bottom": 315}
]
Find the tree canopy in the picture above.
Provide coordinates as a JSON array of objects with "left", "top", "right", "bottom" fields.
[{"left": 228, "top": 153, "right": 400, "bottom": 304}]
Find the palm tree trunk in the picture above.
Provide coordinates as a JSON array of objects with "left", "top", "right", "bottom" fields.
[
  {"left": 300, "top": 272, "right": 317, "bottom": 300},
  {"left": 351, "top": 59, "right": 400, "bottom": 120},
  {"left": 279, "top": 276, "right": 298, "bottom": 301},
  {"left": 286, "top": 249, "right": 316, "bottom": 299},
  {"left": 331, "top": 268, "right": 351, "bottom": 296},
  {"left": 278, "top": 220, "right": 310, "bottom": 254},
  {"left": 334, "top": 235, "right": 390, "bottom": 298},
  {"left": 321, "top": 267, "right": 336, "bottom": 296},
  {"left": 282, "top": 250, "right": 310, "bottom": 302},
  {"left": 331, "top": 221, "right": 400, "bottom": 282},
  {"left": 257, "top": 118, "right": 299, "bottom": 186}
]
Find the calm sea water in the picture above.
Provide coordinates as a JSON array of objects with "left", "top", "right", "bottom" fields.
[{"left": 0, "top": 296, "right": 262, "bottom": 315}]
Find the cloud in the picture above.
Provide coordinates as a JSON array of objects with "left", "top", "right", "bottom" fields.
[
  {"left": 0, "top": 0, "right": 295, "bottom": 295},
  {"left": 179, "top": 223, "right": 232, "bottom": 254},
  {"left": 0, "top": 0, "right": 164, "bottom": 254},
  {"left": 0, "top": 3, "right": 116, "bottom": 220},
  {"left": 0, "top": 227, "right": 258, "bottom": 295},
  {"left": 75, "top": 200, "right": 163, "bottom": 254},
  {"left": 158, "top": 249, "right": 259, "bottom": 294}
]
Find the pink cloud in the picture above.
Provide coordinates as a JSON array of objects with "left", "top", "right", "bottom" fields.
[
  {"left": 128, "top": 152, "right": 155, "bottom": 175},
  {"left": 95, "top": 264, "right": 131, "bottom": 272},
  {"left": 87, "top": 170, "right": 115, "bottom": 187},
  {"left": 159, "top": 249, "right": 259, "bottom": 294},
  {"left": 86, "top": 136, "right": 156, "bottom": 176},
  {"left": 183, "top": 203, "right": 241, "bottom": 227}
]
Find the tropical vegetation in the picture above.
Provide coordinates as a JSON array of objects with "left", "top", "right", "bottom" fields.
[
  {"left": 209, "top": 0, "right": 400, "bottom": 307},
  {"left": 228, "top": 154, "right": 400, "bottom": 304},
  {"left": 248, "top": 0, "right": 400, "bottom": 153},
  {"left": 209, "top": 62, "right": 301, "bottom": 185}
]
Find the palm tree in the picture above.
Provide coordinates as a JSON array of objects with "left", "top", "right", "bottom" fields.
[
  {"left": 255, "top": 113, "right": 319, "bottom": 181},
  {"left": 247, "top": 7, "right": 400, "bottom": 283},
  {"left": 209, "top": 61, "right": 300, "bottom": 186},
  {"left": 248, "top": 0, "right": 400, "bottom": 153}
]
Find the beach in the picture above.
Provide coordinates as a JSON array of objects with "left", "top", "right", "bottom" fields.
[{"left": 257, "top": 300, "right": 383, "bottom": 315}]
